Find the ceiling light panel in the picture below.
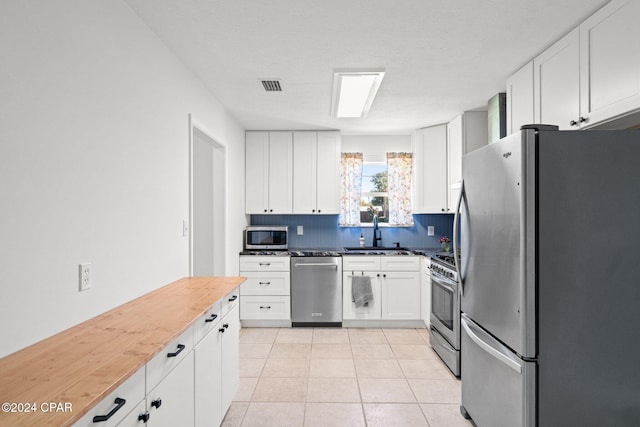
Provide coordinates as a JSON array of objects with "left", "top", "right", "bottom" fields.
[{"left": 332, "top": 70, "right": 385, "bottom": 118}]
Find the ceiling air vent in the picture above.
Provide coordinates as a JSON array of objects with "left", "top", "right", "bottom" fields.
[{"left": 260, "top": 79, "right": 283, "bottom": 92}]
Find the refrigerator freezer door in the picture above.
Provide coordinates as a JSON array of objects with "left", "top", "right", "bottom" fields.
[
  {"left": 460, "top": 130, "right": 536, "bottom": 357},
  {"left": 461, "top": 314, "right": 535, "bottom": 427}
]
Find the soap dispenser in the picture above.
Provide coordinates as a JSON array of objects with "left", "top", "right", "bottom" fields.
[{"left": 359, "top": 233, "right": 365, "bottom": 247}]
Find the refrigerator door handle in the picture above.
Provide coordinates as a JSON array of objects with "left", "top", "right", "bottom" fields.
[
  {"left": 461, "top": 316, "right": 522, "bottom": 374},
  {"left": 453, "top": 179, "right": 464, "bottom": 293}
]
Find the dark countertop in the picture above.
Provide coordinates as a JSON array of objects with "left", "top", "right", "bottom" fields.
[{"left": 240, "top": 248, "right": 442, "bottom": 257}]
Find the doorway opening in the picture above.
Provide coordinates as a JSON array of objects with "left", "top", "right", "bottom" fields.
[{"left": 190, "top": 117, "right": 226, "bottom": 276}]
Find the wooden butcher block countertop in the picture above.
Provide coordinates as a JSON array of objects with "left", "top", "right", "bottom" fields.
[{"left": 0, "top": 276, "right": 245, "bottom": 427}]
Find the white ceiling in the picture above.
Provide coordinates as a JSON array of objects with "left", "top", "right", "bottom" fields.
[{"left": 124, "top": 0, "right": 609, "bottom": 135}]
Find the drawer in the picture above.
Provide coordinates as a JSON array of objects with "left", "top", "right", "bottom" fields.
[
  {"left": 240, "top": 296, "right": 291, "bottom": 320},
  {"left": 241, "top": 272, "right": 290, "bottom": 296},
  {"left": 146, "top": 326, "right": 193, "bottom": 393},
  {"left": 193, "top": 301, "right": 222, "bottom": 345},
  {"left": 381, "top": 256, "right": 420, "bottom": 271},
  {"left": 239, "top": 255, "right": 290, "bottom": 272},
  {"left": 342, "top": 256, "right": 381, "bottom": 271},
  {"left": 72, "top": 368, "right": 144, "bottom": 427},
  {"left": 220, "top": 287, "right": 240, "bottom": 316}
]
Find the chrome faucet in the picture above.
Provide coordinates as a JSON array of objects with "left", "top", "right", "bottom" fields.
[{"left": 372, "top": 215, "right": 382, "bottom": 247}]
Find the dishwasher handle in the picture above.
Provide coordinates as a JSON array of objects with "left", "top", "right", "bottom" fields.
[{"left": 294, "top": 262, "right": 338, "bottom": 269}]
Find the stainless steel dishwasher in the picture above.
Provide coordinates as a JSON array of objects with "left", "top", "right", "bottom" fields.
[{"left": 291, "top": 256, "right": 342, "bottom": 327}]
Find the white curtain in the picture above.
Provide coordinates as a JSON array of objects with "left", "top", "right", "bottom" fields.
[
  {"left": 387, "top": 152, "right": 414, "bottom": 226},
  {"left": 339, "top": 153, "right": 363, "bottom": 226}
]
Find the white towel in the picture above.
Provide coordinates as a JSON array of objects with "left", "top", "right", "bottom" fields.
[{"left": 352, "top": 276, "right": 373, "bottom": 308}]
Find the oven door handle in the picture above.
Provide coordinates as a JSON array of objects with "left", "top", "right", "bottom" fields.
[
  {"left": 453, "top": 179, "right": 464, "bottom": 295},
  {"left": 430, "top": 273, "right": 456, "bottom": 293}
]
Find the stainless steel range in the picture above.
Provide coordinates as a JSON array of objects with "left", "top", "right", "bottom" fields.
[{"left": 429, "top": 253, "right": 460, "bottom": 376}]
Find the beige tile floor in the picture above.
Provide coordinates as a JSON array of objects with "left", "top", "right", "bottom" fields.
[{"left": 222, "top": 327, "right": 474, "bottom": 427}]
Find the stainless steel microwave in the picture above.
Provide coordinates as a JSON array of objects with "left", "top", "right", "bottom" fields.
[{"left": 245, "top": 226, "right": 288, "bottom": 250}]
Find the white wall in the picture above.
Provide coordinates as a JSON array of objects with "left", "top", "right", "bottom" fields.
[
  {"left": 341, "top": 135, "right": 411, "bottom": 154},
  {"left": 0, "top": 1, "right": 246, "bottom": 357}
]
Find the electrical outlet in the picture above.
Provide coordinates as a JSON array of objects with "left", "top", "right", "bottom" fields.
[
  {"left": 297, "top": 225, "right": 303, "bottom": 235},
  {"left": 427, "top": 226, "right": 435, "bottom": 236},
  {"left": 182, "top": 220, "right": 190, "bottom": 237},
  {"left": 79, "top": 263, "right": 91, "bottom": 291}
]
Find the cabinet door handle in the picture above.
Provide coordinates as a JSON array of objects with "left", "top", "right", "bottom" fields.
[
  {"left": 92, "top": 397, "right": 126, "bottom": 423},
  {"left": 151, "top": 399, "right": 162, "bottom": 409},
  {"left": 223, "top": 323, "right": 229, "bottom": 329},
  {"left": 219, "top": 328, "right": 226, "bottom": 333},
  {"left": 260, "top": 305, "right": 272, "bottom": 309},
  {"left": 579, "top": 116, "right": 587, "bottom": 123},
  {"left": 138, "top": 412, "right": 150, "bottom": 423},
  {"left": 264, "top": 209, "right": 268, "bottom": 212},
  {"left": 569, "top": 119, "right": 578, "bottom": 126},
  {"left": 318, "top": 209, "right": 321, "bottom": 213},
  {"left": 205, "top": 313, "right": 218, "bottom": 323},
  {"left": 167, "top": 344, "right": 185, "bottom": 358},
  {"left": 312, "top": 209, "right": 315, "bottom": 213},
  {"left": 228, "top": 295, "right": 238, "bottom": 302}
]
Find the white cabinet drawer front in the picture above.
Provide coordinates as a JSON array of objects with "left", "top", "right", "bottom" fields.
[
  {"left": 193, "top": 301, "right": 222, "bottom": 345},
  {"left": 72, "top": 368, "right": 145, "bottom": 427},
  {"left": 146, "top": 327, "right": 193, "bottom": 393},
  {"left": 381, "top": 256, "right": 420, "bottom": 271},
  {"left": 240, "top": 296, "right": 291, "bottom": 320},
  {"left": 220, "top": 288, "right": 240, "bottom": 316},
  {"left": 241, "top": 272, "right": 290, "bottom": 295},
  {"left": 342, "top": 256, "right": 381, "bottom": 271},
  {"left": 239, "top": 256, "right": 290, "bottom": 272}
]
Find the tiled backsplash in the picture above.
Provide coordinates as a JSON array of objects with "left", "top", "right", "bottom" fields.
[{"left": 249, "top": 214, "right": 454, "bottom": 249}]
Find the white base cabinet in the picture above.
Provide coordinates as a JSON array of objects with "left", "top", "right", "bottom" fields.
[
  {"left": 343, "top": 256, "right": 421, "bottom": 322},
  {"left": 74, "top": 289, "right": 241, "bottom": 427},
  {"left": 240, "top": 256, "right": 291, "bottom": 325}
]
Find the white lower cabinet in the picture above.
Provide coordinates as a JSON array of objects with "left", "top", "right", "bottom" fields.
[
  {"left": 116, "top": 399, "right": 148, "bottom": 427},
  {"left": 343, "top": 271, "right": 382, "bottom": 320},
  {"left": 194, "top": 303, "right": 223, "bottom": 427},
  {"left": 381, "top": 271, "right": 421, "bottom": 320},
  {"left": 146, "top": 353, "right": 194, "bottom": 427},
  {"left": 220, "top": 302, "right": 240, "bottom": 413},
  {"left": 73, "top": 368, "right": 146, "bottom": 427},
  {"left": 239, "top": 256, "right": 291, "bottom": 325},
  {"left": 421, "top": 257, "right": 432, "bottom": 327},
  {"left": 73, "top": 288, "right": 241, "bottom": 427},
  {"left": 342, "top": 256, "right": 421, "bottom": 322}
]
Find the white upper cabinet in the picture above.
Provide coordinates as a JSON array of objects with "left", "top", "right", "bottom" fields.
[
  {"left": 506, "top": 61, "right": 535, "bottom": 135},
  {"left": 412, "top": 124, "right": 448, "bottom": 214},
  {"left": 293, "top": 131, "right": 340, "bottom": 214},
  {"left": 533, "top": 0, "right": 640, "bottom": 130},
  {"left": 533, "top": 28, "right": 580, "bottom": 130},
  {"left": 579, "top": 0, "right": 640, "bottom": 127},
  {"left": 447, "top": 112, "right": 488, "bottom": 212},
  {"left": 315, "top": 131, "right": 341, "bottom": 214},
  {"left": 245, "top": 131, "right": 293, "bottom": 214}
]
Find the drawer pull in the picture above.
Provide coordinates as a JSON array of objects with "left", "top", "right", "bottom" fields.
[
  {"left": 260, "top": 305, "right": 272, "bottom": 309},
  {"left": 167, "top": 344, "right": 185, "bottom": 358},
  {"left": 223, "top": 323, "right": 229, "bottom": 329},
  {"left": 92, "top": 397, "right": 126, "bottom": 423},
  {"left": 228, "top": 295, "right": 238, "bottom": 302},
  {"left": 151, "top": 399, "right": 162, "bottom": 409},
  {"left": 219, "top": 328, "right": 226, "bottom": 333},
  {"left": 138, "top": 412, "right": 150, "bottom": 423},
  {"left": 259, "top": 281, "right": 271, "bottom": 285},
  {"left": 259, "top": 262, "right": 271, "bottom": 266},
  {"left": 205, "top": 313, "right": 218, "bottom": 323}
]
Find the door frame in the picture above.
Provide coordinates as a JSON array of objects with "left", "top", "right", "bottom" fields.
[{"left": 188, "top": 114, "right": 228, "bottom": 276}]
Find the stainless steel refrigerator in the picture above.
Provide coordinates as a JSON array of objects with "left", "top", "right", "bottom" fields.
[{"left": 455, "top": 125, "right": 640, "bottom": 427}]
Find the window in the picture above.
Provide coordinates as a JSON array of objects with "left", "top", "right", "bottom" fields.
[{"left": 360, "top": 154, "right": 388, "bottom": 224}]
